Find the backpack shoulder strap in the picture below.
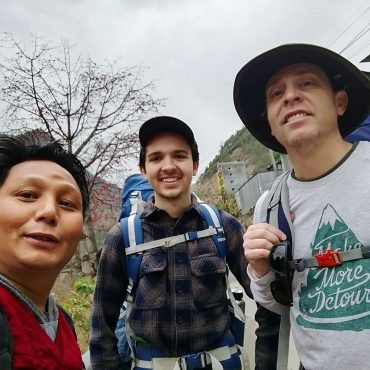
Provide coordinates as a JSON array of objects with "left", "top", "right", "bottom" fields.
[
  {"left": 120, "top": 214, "right": 144, "bottom": 296},
  {"left": 118, "top": 213, "right": 145, "bottom": 360},
  {"left": 198, "top": 202, "right": 246, "bottom": 345},
  {"left": 260, "top": 170, "right": 293, "bottom": 244},
  {"left": 197, "top": 202, "right": 227, "bottom": 259},
  {"left": 257, "top": 170, "right": 292, "bottom": 370},
  {"left": 0, "top": 307, "right": 13, "bottom": 370}
]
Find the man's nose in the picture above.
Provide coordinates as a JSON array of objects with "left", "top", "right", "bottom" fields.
[
  {"left": 284, "top": 85, "right": 301, "bottom": 106},
  {"left": 35, "top": 198, "right": 58, "bottom": 225},
  {"left": 161, "top": 157, "right": 176, "bottom": 170}
]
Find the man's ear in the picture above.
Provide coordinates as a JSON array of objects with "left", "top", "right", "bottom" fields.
[
  {"left": 335, "top": 90, "right": 348, "bottom": 117},
  {"left": 140, "top": 166, "right": 148, "bottom": 178},
  {"left": 193, "top": 161, "right": 199, "bottom": 176}
]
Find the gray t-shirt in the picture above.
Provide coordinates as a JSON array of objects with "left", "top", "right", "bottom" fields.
[{"left": 250, "top": 141, "right": 370, "bottom": 370}]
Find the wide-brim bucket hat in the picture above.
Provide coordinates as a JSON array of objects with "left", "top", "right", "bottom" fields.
[{"left": 233, "top": 43, "right": 370, "bottom": 153}]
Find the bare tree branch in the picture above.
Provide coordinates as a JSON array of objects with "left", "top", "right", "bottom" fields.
[
  {"left": 0, "top": 33, "right": 165, "bottom": 275},
  {"left": 0, "top": 32, "right": 165, "bottom": 182}
]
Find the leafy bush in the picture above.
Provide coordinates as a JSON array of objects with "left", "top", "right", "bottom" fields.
[
  {"left": 215, "top": 171, "right": 251, "bottom": 229},
  {"left": 56, "top": 276, "right": 95, "bottom": 353}
]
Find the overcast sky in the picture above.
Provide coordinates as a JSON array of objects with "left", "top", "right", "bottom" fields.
[{"left": 1, "top": 0, "right": 369, "bottom": 177}]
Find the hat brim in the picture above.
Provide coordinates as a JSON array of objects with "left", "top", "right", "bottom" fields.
[{"left": 234, "top": 44, "right": 370, "bottom": 153}]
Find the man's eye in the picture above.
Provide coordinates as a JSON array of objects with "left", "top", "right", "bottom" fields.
[
  {"left": 59, "top": 199, "right": 76, "bottom": 209},
  {"left": 303, "top": 80, "right": 314, "bottom": 87},
  {"left": 148, "top": 156, "right": 160, "bottom": 162},
  {"left": 17, "top": 191, "right": 37, "bottom": 200},
  {"left": 267, "top": 86, "right": 284, "bottom": 100},
  {"left": 270, "top": 89, "right": 283, "bottom": 99},
  {"left": 175, "top": 154, "right": 187, "bottom": 160}
]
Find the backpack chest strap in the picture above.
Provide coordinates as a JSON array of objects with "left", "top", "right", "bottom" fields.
[
  {"left": 289, "top": 245, "right": 370, "bottom": 271},
  {"left": 125, "top": 227, "right": 223, "bottom": 255}
]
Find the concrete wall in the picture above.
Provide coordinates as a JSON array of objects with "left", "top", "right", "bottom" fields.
[
  {"left": 236, "top": 170, "right": 282, "bottom": 213},
  {"left": 218, "top": 161, "right": 247, "bottom": 193}
]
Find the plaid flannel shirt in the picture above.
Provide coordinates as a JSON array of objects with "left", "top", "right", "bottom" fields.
[{"left": 89, "top": 196, "right": 279, "bottom": 369}]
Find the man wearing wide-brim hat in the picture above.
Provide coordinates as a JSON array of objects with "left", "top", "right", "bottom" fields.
[{"left": 234, "top": 43, "right": 370, "bottom": 370}]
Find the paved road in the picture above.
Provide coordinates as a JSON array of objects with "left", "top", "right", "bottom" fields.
[{"left": 230, "top": 274, "right": 300, "bottom": 370}]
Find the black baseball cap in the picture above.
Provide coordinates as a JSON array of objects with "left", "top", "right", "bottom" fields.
[
  {"left": 139, "top": 116, "right": 196, "bottom": 147},
  {"left": 233, "top": 43, "right": 370, "bottom": 153}
]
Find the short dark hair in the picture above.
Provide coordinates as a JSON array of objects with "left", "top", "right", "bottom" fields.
[
  {"left": 139, "top": 141, "right": 199, "bottom": 170},
  {"left": 0, "top": 132, "right": 90, "bottom": 218}
]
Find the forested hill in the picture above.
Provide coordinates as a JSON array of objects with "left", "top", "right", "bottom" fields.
[
  {"left": 200, "top": 127, "right": 274, "bottom": 179},
  {"left": 193, "top": 127, "right": 277, "bottom": 205}
]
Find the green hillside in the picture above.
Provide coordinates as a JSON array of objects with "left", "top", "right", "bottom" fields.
[{"left": 200, "top": 127, "right": 276, "bottom": 180}]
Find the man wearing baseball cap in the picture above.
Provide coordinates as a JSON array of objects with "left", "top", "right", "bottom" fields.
[
  {"left": 234, "top": 44, "right": 370, "bottom": 369},
  {"left": 90, "top": 116, "right": 257, "bottom": 369}
]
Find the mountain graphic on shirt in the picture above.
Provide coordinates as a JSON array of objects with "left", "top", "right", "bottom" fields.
[{"left": 296, "top": 204, "right": 370, "bottom": 331}]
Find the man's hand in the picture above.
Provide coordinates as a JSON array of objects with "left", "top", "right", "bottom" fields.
[{"left": 243, "top": 223, "right": 287, "bottom": 278}]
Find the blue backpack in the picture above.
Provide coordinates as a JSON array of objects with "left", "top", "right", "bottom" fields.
[
  {"left": 118, "top": 174, "right": 153, "bottom": 220},
  {"left": 115, "top": 174, "right": 153, "bottom": 366},
  {"left": 115, "top": 174, "right": 245, "bottom": 366}
]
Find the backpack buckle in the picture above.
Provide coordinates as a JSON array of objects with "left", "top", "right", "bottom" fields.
[
  {"left": 179, "top": 352, "right": 211, "bottom": 370},
  {"left": 314, "top": 248, "right": 342, "bottom": 267},
  {"left": 185, "top": 231, "right": 198, "bottom": 241}
]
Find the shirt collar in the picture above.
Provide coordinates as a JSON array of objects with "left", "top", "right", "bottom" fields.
[{"left": 141, "top": 193, "right": 203, "bottom": 219}]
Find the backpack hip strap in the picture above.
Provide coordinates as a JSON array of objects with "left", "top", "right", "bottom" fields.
[
  {"left": 134, "top": 335, "right": 240, "bottom": 370},
  {"left": 136, "top": 353, "right": 212, "bottom": 370}
]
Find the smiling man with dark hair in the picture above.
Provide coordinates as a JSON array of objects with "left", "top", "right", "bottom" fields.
[
  {"left": 90, "top": 116, "right": 256, "bottom": 370},
  {"left": 0, "top": 132, "right": 89, "bottom": 370}
]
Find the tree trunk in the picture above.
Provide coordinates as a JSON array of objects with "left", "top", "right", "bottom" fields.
[{"left": 78, "top": 208, "right": 99, "bottom": 276}]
